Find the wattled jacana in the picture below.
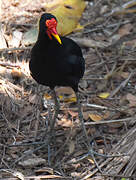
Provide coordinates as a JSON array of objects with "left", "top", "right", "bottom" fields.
[{"left": 29, "top": 13, "right": 87, "bottom": 139}]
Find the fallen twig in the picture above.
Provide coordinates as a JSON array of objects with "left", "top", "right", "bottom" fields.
[
  {"left": 0, "top": 47, "right": 31, "bottom": 52},
  {"left": 84, "top": 116, "right": 136, "bottom": 125},
  {"left": 0, "top": 61, "right": 20, "bottom": 68},
  {"left": 72, "top": 37, "right": 110, "bottom": 48},
  {"left": 109, "top": 71, "right": 134, "bottom": 98}
]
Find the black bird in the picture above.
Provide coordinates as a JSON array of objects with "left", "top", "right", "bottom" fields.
[{"left": 29, "top": 13, "right": 87, "bottom": 137}]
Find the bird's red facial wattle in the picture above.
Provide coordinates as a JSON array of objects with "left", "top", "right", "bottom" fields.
[{"left": 46, "top": 18, "right": 62, "bottom": 44}]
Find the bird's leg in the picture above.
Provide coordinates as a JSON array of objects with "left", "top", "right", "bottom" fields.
[
  {"left": 50, "top": 89, "right": 60, "bottom": 134},
  {"left": 47, "top": 89, "right": 60, "bottom": 165},
  {"left": 75, "top": 92, "right": 90, "bottom": 147},
  {"left": 76, "top": 92, "right": 112, "bottom": 173}
]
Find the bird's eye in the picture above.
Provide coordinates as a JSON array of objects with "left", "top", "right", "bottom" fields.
[{"left": 46, "top": 18, "right": 57, "bottom": 28}]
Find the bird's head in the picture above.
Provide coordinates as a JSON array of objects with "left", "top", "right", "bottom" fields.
[{"left": 39, "top": 13, "right": 62, "bottom": 44}]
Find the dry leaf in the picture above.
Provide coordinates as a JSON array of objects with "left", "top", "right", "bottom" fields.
[
  {"left": 98, "top": 92, "right": 110, "bottom": 99},
  {"left": 126, "top": 93, "right": 136, "bottom": 107},
  {"left": 11, "top": 68, "right": 22, "bottom": 80},
  {"left": 89, "top": 112, "right": 110, "bottom": 121},
  {"left": 56, "top": 87, "right": 74, "bottom": 95},
  {"left": 58, "top": 95, "right": 77, "bottom": 103},
  {"left": 108, "top": 122, "right": 124, "bottom": 128},
  {"left": 18, "top": 158, "right": 46, "bottom": 167},
  {"left": 87, "top": 157, "right": 94, "bottom": 164},
  {"left": 74, "top": 23, "right": 84, "bottom": 32},
  {"left": 22, "top": 0, "right": 86, "bottom": 45},
  {"left": 58, "top": 118, "right": 73, "bottom": 127},
  {"left": 89, "top": 113, "right": 102, "bottom": 121},
  {"left": 119, "top": 71, "right": 129, "bottom": 79},
  {"left": 10, "top": 30, "right": 23, "bottom": 48},
  {"left": 44, "top": 93, "right": 52, "bottom": 100},
  {"left": 68, "top": 110, "right": 78, "bottom": 118},
  {"left": 64, "top": 96, "right": 77, "bottom": 103},
  {"left": 56, "top": 87, "right": 76, "bottom": 102},
  {"left": 118, "top": 23, "right": 133, "bottom": 37},
  {"left": 58, "top": 95, "right": 63, "bottom": 100},
  {"left": 46, "top": 0, "right": 86, "bottom": 35},
  {"left": 71, "top": 172, "right": 81, "bottom": 178}
]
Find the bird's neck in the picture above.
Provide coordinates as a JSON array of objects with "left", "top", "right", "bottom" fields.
[
  {"left": 37, "top": 31, "right": 61, "bottom": 49},
  {"left": 37, "top": 31, "right": 50, "bottom": 43}
]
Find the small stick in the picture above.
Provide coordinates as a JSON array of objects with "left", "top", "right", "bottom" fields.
[
  {"left": 76, "top": 92, "right": 90, "bottom": 147},
  {"left": 0, "top": 47, "right": 31, "bottom": 52},
  {"left": 109, "top": 71, "right": 134, "bottom": 98},
  {"left": 0, "top": 62, "right": 20, "bottom": 68},
  {"left": 84, "top": 116, "right": 136, "bottom": 125}
]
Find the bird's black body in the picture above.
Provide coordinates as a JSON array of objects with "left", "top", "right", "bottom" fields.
[
  {"left": 29, "top": 14, "right": 88, "bottom": 148},
  {"left": 29, "top": 13, "right": 85, "bottom": 92}
]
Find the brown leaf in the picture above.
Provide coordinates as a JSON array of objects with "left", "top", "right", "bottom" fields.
[
  {"left": 87, "top": 157, "right": 95, "bottom": 164},
  {"left": 106, "top": 112, "right": 123, "bottom": 128},
  {"left": 44, "top": 93, "right": 52, "bottom": 100},
  {"left": 68, "top": 110, "right": 78, "bottom": 118},
  {"left": 18, "top": 158, "right": 46, "bottom": 167},
  {"left": 58, "top": 118, "right": 73, "bottom": 127},
  {"left": 89, "top": 113, "right": 102, "bottom": 121},
  {"left": 56, "top": 87, "right": 74, "bottom": 95},
  {"left": 11, "top": 68, "right": 22, "bottom": 80},
  {"left": 89, "top": 112, "right": 110, "bottom": 121},
  {"left": 119, "top": 71, "right": 129, "bottom": 79},
  {"left": 126, "top": 93, "right": 136, "bottom": 107},
  {"left": 118, "top": 23, "right": 133, "bottom": 37}
]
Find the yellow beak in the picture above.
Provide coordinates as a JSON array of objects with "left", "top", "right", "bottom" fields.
[{"left": 52, "top": 33, "right": 62, "bottom": 44}]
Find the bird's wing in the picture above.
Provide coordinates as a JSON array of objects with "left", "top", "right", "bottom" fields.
[
  {"left": 57, "top": 55, "right": 85, "bottom": 79},
  {"left": 67, "top": 55, "right": 85, "bottom": 78}
]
